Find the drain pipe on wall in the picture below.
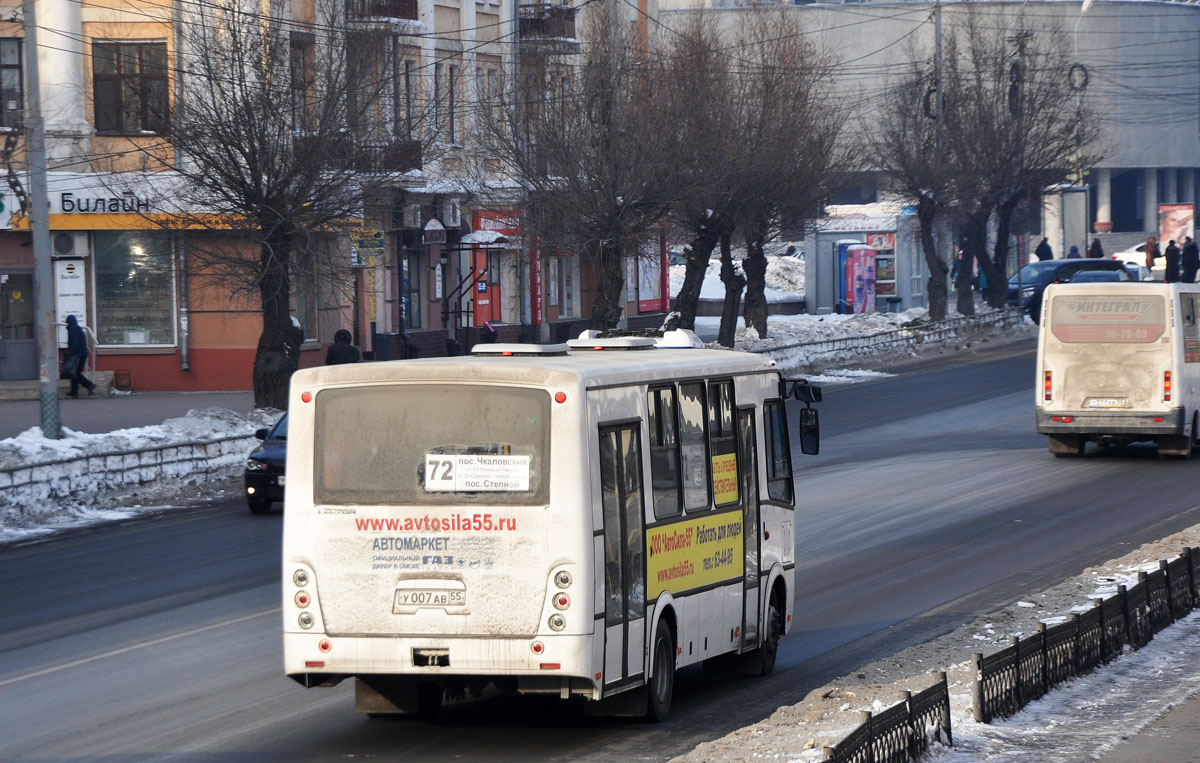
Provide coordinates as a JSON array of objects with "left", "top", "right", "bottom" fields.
[{"left": 178, "top": 239, "right": 190, "bottom": 372}]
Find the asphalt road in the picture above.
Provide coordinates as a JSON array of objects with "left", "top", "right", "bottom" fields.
[{"left": 4, "top": 337, "right": 1200, "bottom": 761}]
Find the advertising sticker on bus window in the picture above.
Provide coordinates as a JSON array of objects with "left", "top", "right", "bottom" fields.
[
  {"left": 1050, "top": 295, "right": 1166, "bottom": 344},
  {"left": 424, "top": 454, "right": 531, "bottom": 492}
]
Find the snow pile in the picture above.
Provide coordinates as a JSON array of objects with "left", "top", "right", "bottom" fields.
[
  {"left": 668, "top": 254, "right": 806, "bottom": 303},
  {"left": 673, "top": 524, "right": 1200, "bottom": 762},
  {"left": 0, "top": 406, "right": 279, "bottom": 542}
]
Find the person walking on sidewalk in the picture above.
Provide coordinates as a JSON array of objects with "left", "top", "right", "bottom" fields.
[
  {"left": 62, "top": 314, "right": 96, "bottom": 398},
  {"left": 1035, "top": 238, "right": 1053, "bottom": 261},
  {"left": 1088, "top": 238, "right": 1105, "bottom": 259},
  {"left": 1165, "top": 240, "right": 1182, "bottom": 283},
  {"left": 1182, "top": 237, "right": 1200, "bottom": 283},
  {"left": 324, "top": 328, "right": 360, "bottom": 365}
]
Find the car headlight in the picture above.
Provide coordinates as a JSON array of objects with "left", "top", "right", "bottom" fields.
[{"left": 245, "top": 459, "right": 268, "bottom": 471}]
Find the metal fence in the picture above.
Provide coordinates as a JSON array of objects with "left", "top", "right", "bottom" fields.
[
  {"left": 766, "top": 308, "right": 1026, "bottom": 363},
  {"left": 821, "top": 673, "right": 952, "bottom": 763},
  {"left": 972, "top": 547, "right": 1198, "bottom": 724}
]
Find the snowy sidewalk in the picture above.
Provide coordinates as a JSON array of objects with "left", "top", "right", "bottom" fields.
[{"left": 0, "top": 390, "right": 254, "bottom": 440}]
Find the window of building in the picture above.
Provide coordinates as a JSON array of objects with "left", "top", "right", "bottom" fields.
[
  {"left": 401, "top": 250, "right": 422, "bottom": 329},
  {"left": 432, "top": 63, "right": 443, "bottom": 138},
  {"left": 93, "top": 231, "right": 175, "bottom": 346},
  {"left": 678, "top": 381, "right": 709, "bottom": 511},
  {"left": 289, "top": 34, "right": 315, "bottom": 132},
  {"left": 0, "top": 39, "right": 22, "bottom": 129},
  {"left": 393, "top": 52, "right": 414, "bottom": 139},
  {"left": 764, "top": 400, "right": 794, "bottom": 503},
  {"left": 647, "top": 386, "right": 681, "bottom": 519},
  {"left": 447, "top": 64, "right": 458, "bottom": 143},
  {"left": 93, "top": 41, "right": 169, "bottom": 134}
]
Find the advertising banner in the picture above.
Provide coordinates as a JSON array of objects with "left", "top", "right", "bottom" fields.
[
  {"left": 1159, "top": 204, "right": 1195, "bottom": 246},
  {"left": 646, "top": 510, "right": 744, "bottom": 598}
]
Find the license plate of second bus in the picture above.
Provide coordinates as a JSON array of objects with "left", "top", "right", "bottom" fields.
[{"left": 1087, "top": 398, "right": 1129, "bottom": 409}]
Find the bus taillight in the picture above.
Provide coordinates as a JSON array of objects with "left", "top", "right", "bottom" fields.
[
  {"left": 1044, "top": 370, "right": 1052, "bottom": 401},
  {"left": 1165, "top": 371, "right": 1173, "bottom": 401},
  {"left": 553, "top": 593, "right": 570, "bottom": 610}
]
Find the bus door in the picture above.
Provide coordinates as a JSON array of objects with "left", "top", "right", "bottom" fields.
[
  {"left": 737, "top": 407, "right": 761, "bottom": 649},
  {"left": 599, "top": 423, "right": 647, "bottom": 687}
]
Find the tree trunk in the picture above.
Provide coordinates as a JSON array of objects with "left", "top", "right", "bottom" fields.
[
  {"left": 918, "top": 198, "right": 949, "bottom": 321},
  {"left": 984, "top": 197, "right": 1021, "bottom": 309},
  {"left": 717, "top": 231, "right": 744, "bottom": 348},
  {"left": 742, "top": 236, "right": 769, "bottom": 338},
  {"left": 590, "top": 241, "right": 626, "bottom": 329},
  {"left": 673, "top": 230, "right": 718, "bottom": 330},
  {"left": 253, "top": 238, "right": 304, "bottom": 410},
  {"left": 957, "top": 209, "right": 991, "bottom": 316}
]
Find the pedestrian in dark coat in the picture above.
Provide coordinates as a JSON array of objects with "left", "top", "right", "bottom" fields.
[
  {"left": 1067, "top": 245, "right": 1081, "bottom": 259},
  {"left": 325, "top": 328, "right": 361, "bottom": 365},
  {"left": 62, "top": 314, "right": 96, "bottom": 398},
  {"left": 1087, "top": 238, "right": 1105, "bottom": 259},
  {"left": 1164, "top": 240, "right": 1182, "bottom": 283},
  {"left": 1182, "top": 237, "right": 1200, "bottom": 283},
  {"left": 1035, "top": 238, "right": 1053, "bottom": 261}
]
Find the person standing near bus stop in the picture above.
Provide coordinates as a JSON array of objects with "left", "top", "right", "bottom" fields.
[
  {"left": 1182, "top": 236, "right": 1199, "bottom": 283},
  {"left": 1165, "top": 239, "right": 1182, "bottom": 282}
]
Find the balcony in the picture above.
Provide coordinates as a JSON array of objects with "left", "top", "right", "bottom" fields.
[
  {"left": 294, "top": 135, "right": 422, "bottom": 175},
  {"left": 346, "top": 0, "right": 418, "bottom": 22},
  {"left": 519, "top": 4, "right": 579, "bottom": 53}
]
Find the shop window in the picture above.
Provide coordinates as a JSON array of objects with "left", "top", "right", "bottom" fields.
[
  {"left": 647, "top": 386, "right": 681, "bottom": 519},
  {"left": 291, "top": 268, "right": 318, "bottom": 342},
  {"left": 93, "top": 41, "right": 169, "bottom": 134},
  {"left": 401, "top": 250, "right": 422, "bottom": 329},
  {"left": 94, "top": 231, "right": 175, "bottom": 346},
  {"left": 0, "top": 39, "right": 22, "bottom": 129},
  {"left": 764, "top": 401, "right": 794, "bottom": 504}
]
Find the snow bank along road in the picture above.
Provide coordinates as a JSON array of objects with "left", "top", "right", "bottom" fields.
[{"left": 4, "top": 339, "right": 1200, "bottom": 761}]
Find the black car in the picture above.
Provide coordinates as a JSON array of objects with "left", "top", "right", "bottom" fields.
[
  {"left": 1007, "top": 259, "right": 1129, "bottom": 322},
  {"left": 244, "top": 412, "right": 287, "bottom": 514}
]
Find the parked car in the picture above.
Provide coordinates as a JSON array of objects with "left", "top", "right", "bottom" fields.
[
  {"left": 245, "top": 412, "right": 287, "bottom": 514},
  {"left": 1008, "top": 259, "right": 1129, "bottom": 322},
  {"left": 1062, "top": 268, "right": 1133, "bottom": 283}
]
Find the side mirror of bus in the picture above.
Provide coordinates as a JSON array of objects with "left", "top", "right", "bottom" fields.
[
  {"left": 798, "top": 407, "right": 819, "bottom": 455},
  {"left": 781, "top": 379, "right": 823, "bottom": 404}
]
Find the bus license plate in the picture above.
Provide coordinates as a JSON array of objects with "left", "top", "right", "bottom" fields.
[
  {"left": 394, "top": 589, "right": 466, "bottom": 611},
  {"left": 1087, "top": 398, "right": 1128, "bottom": 409}
]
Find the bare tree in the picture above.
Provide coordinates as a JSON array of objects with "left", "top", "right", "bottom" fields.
[
  {"left": 121, "top": 0, "right": 411, "bottom": 409},
  {"left": 489, "top": 2, "right": 699, "bottom": 328},
  {"left": 870, "top": 50, "right": 954, "bottom": 320},
  {"left": 728, "top": 10, "right": 845, "bottom": 340},
  {"left": 944, "top": 10, "right": 1101, "bottom": 311}
]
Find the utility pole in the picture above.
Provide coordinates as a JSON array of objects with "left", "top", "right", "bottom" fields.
[{"left": 22, "top": 0, "right": 62, "bottom": 439}]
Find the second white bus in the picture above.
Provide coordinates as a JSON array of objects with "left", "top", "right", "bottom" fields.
[{"left": 282, "top": 330, "right": 819, "bottom": 720}]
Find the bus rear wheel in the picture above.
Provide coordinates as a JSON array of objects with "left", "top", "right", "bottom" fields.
[
  {"left": 752, "top": 596, "right": 784, "bottom": 676},
  {"left": 646, "top": 625, "right": 675, "bottom": 723}
]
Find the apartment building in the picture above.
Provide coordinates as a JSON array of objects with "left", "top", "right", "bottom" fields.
[{"left": 0, "top": 0, "right": 670, "bottom": 390}]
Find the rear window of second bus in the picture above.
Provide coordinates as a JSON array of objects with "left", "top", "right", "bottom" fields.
[
  {"left": 313, "top": 384, "right": 550, "bottom": 506},
  {"left": 1049, "top": 294, "right": 1166, "bottom": 344}
]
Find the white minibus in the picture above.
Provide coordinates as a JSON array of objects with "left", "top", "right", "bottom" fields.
[
  {"left": 1036, "top": 282, "right": 1200, "bottom": 457},
  {"left": 281, "top": 330, "right": 820, "bottom": 720}
]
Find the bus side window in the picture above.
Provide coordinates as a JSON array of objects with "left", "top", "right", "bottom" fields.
[
  {"left": 678, "top": 382, "right": 710, "bottom": 511},
  {"left": 709, "top": 380, "right": 738, "bottom": 507},
  {"left": 648, "top": 386, "right": 682, "bottom": 518},
  {"left": 764, "top": 401, "right": 794, "bottom": 504}
]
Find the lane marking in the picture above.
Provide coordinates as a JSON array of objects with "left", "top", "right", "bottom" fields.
[{"left": 0, "top": 608, "right": 280, "bottom": 687}]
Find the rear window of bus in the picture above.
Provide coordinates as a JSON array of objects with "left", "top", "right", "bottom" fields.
[
  {"left": 1048, "top": 294, "right": 1166, "bottom": 344},
  {"left": 313, "top": 385, "right": 550, "bottom": 506}
]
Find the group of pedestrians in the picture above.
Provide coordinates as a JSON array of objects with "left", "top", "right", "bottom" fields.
[{"left": 1145, "top": 236, "right": 1200, "bottom": 283}]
